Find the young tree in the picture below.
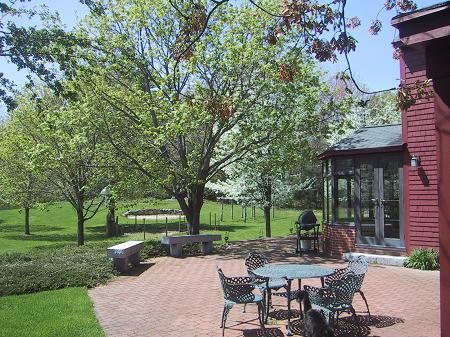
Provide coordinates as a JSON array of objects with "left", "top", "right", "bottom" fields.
[
  {"left": 10, "top": 86, "right": 108, "bottom": 245},
  {"left": 0, "top": 120, "right": 51, "bottom": 234},
  {"left": 69, "top": 1, "right": 334, "bottom": 234}
]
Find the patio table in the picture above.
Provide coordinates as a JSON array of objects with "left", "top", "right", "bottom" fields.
[{"left": 253, "top": 264, "right": 335, "bottom": 336}]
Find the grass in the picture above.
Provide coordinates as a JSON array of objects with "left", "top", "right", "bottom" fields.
[
  {"left": 0, "top": 287, "right": 104, "bottom": 337},
  {"left": 0, "top": 199, "right": 320, "bottom": 254}
]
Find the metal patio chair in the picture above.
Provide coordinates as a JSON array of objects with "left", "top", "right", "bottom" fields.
[
  {"left": 217, "top": 267, "right": 265, "bottom": 336},
  {"left": 244, "top": 252, "right": 287, "bottom": 310},
  {"left": 304, "top": 272, "right": 361, "bottom": 327},
  {"left": 324, "top": 255, "right": 371, "bottom": 319}
]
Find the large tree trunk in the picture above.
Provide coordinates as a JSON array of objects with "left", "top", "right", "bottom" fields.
[
  {"left": 76, "top": 208, "right": 85, "bottom": 246},
  {"left": 24, "top": 207, "right": 30, "bottom": 235},
  {"left": 175, "top": 184, "right": 205, "bottom": 235}
]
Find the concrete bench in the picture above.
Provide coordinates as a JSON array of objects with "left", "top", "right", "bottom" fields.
[
  {"left": 161, "top": 234, "right": 222, "bottom": 257},
  {"left": 107, "top": 241, "right": 144, "bottom": 272}
]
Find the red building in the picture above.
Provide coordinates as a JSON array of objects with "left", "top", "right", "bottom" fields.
[{"left": 319, "top": 3, "right": 450, "bottom": 335}]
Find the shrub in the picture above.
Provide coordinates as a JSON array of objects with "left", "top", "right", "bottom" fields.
[
  {"left": 404, "top": 248, "right": 439, "bottom": 270},
  {"left": 140, "top": 239, "right": 223, "bottom": 259},
  {"left": 0, "top": 245, "right": 116, "bottom": 296},
  {"left": 141, "top": 239, "right": 169, "bottom": 260}
]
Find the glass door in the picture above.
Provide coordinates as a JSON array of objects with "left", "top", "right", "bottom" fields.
[
  {"left": 381, "top": 159, "right": 402, "bottom": 246},
  {"left": 357, "top": 161, "right": 378, "bottom": 245},
  {"left": 355, "top": 156, "right": 403, "bottom": 247}
]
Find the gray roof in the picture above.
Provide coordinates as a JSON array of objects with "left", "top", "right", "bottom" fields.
[{"left": 324, "top": 124, "right": 403, "bottom": 153}]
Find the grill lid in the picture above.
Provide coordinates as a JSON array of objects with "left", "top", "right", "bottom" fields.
[{"left": 297, "top": 210, "right": 317, "bottom": 225}]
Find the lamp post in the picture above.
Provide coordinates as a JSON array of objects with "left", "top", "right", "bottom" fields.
[{"left": 101, "top": 186, "right": 116, "bottom": 237}]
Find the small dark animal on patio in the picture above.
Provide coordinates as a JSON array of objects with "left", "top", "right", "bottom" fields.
[{"left": 303, "top": 309, "right": 334, "bottom": 337}]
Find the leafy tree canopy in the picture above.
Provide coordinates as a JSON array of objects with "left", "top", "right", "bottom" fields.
[{"left": 62, "top": 0, "right": 354, "bottom": 233}]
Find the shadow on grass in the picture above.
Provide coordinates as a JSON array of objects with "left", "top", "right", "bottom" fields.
[
  {"left": 86, "top": 225, "right": 108, "bottom": 233},
  {"left": 0, "top": 223, "right": 65, "bottom": 233},
  {"left": 1, "top": 232, "right": 109, "bottom": 243}
]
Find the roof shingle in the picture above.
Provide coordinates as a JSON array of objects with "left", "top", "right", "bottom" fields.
[{"left": 323, "top": 124, "right": 403, "bottom": 153}]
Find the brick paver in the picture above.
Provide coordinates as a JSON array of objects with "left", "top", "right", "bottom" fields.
[{"left": 88, "top": 237, "right": 439, "bottom": 337}]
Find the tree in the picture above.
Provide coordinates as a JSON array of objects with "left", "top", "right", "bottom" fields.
[
  {"left": 0, "top": 1, "right": 423, "bottom": 110},
  {"left": 207, "top": 76, "right": 352, "bottom": 236},
  {"left": 361, "top": 91, "right": 401, "bottom": 126},
  {"left": 67, "top": 0, "right": 336, "bottom": 234},
  {"left": 10, "top": 85, "right": 108, "bottom": 245},
  {"left": 0, "top": 119, "right": 51, "bottom": 234},
  {"left": 0, "top": 1, "right": 88, "bottom": 109}
]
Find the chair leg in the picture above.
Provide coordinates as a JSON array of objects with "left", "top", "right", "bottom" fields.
[
  {"left": 328, "top": 311, "right": 334, "bottom": 328},
  {"left": 358, "top": 290, "right": 371, "bottom": 320},
  {"left": 221, "top": 303, "right": 233, "bottom": 336},
  {"left": 268, "top": 289, "right": 273, "bottom": 309},
  {"left": 257, "top": 301, "right": 265, "bottom": 328},
  {"left": 262, "top": 289, "right": 269, "bottom": 324},
  {"left": 243, "top": 303, "right": 246, "bottom": 313},
  {"left": 349, "top": 306, "right": 359, "bottom": 326}
]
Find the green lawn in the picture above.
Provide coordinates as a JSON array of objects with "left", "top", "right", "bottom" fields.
[
  {"left": 0, "top": 287, "right": 104, "bottom": 337},
  {"left": 0, "top": 199, "right": 320, "bottom": 254}
]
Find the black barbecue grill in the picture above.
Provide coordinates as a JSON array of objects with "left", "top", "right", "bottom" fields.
[{"left": 295, "top": 210, "right": 320, "bottom": 255}]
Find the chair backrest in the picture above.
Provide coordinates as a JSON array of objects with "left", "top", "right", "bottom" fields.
[
  {"left": 348, "top": 256, "right": 369, "bottom": 275},
  {"left": 325, "top": 256, "right": 368, "bottom": 289},
  {"left": 328, "top": 272, "right": 361, "bottom": 308},
  {"left": 348, "top": 256, "right": 368, "bottom": 290},
  {"left": 244, "top": 252, "right": 268, "bottom": 277},
  {"left": 217, "top": 267, "right": 256, "bottom": 304}
]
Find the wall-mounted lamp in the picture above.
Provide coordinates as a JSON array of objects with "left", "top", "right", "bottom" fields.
[{"left": 411, "top": 155, "right": 420, "bottom": 167}]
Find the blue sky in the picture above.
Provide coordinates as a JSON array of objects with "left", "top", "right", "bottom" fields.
[{"left": 0, "top": 0, "right": 436, "bottom": 116}]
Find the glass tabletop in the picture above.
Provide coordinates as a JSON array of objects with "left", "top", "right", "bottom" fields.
[{"left": 253, "top": 264, "right": 335, "bottom": 280}]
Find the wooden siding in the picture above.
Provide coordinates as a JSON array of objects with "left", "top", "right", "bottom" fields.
[{"left": 401, "top": 48, "right": 440, "bottom": 251}]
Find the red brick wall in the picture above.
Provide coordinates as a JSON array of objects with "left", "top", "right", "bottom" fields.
[
  {"left": 401, "top": 48, "right": 440, "bottom": 252},
  {"left": 323, "top": 223, "right": 356, "bottom": 256}
]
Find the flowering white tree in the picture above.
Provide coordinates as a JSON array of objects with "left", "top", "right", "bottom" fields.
[{"left": 207, "top": 83, "right": 352, "bottom": 236}]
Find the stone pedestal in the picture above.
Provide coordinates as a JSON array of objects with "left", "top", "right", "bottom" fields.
[
  {"left": 201, "top": 241, "right": 213, "bottom": 254},
  {"left": 169, "top": 244, "right": 183, "bottom": 257}
]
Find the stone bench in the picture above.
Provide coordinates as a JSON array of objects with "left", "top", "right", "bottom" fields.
[
  {"left": 107, "top": 241, "right": 144, "bottom": 272},
  {"left": 161, "top": 234, "right": 222, "bottom": 257}
]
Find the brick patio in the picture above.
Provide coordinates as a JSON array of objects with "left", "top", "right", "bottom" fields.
[{"left": 88, "top": 237, "right": 440, "bottom": 337}]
